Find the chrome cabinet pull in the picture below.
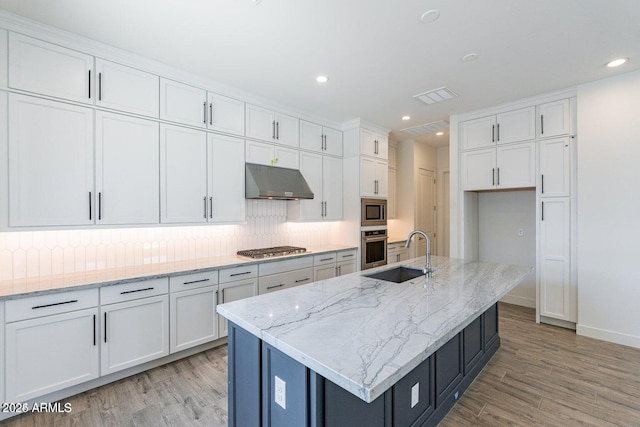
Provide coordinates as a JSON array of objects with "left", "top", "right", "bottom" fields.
[
  {"left": 98, "top": 192, "right": 102, "bottom": 220},
  {"left": 93, "top": 314, "right": 96, "bottom": 346},
  {"left": 104, "top": 312, "right": 107, "bottom": 343},
  {"left": 209, "top": 197, "right": 213, "bottom": 219},
  {"left": 320, "top": 257, "right": 333, "bottom": 262},
  {"left": 203, "top": 102, "right": 207, "bottom": 123},
  {"left": 492, "top": 125, "right": 495, "bottom": 142},
  {"left": 88, "top": 70, "right": 91, "bottom": 99},
  {"left": 496, "top": 123, "right": 500, "bottom": 141},
  {"left": 295, "top": 278, "right": 310, "bottom": 283},
  {"left": 497, "top": 167, "right": 500, "bottom": 185},
  {"left": 230, "top": 271, "right": 251, "bottom": 277},
  {"left": 272, "top": 121, "right": 276, "bottom": 139},
  {"left": 204, "top": 196, "right": 207, "bottom": 218},
  {"left": 341, "top": 254, "right": 354, "bottom": 258},
  {"left": 541, "top": 174, "right": 544, "bottom": 194},
  {"left": 98, "top": 72, "right": 102, "bottom": 101},
  {"left": 209, "top": 103, "right": 213, "bottom": 125},
  {"left": 541, "top": 115, "right": 544, "bottom": 134},
  {"left": 183, "top": 278, "right": 210, "bottom": 285},
  {"left": 541, "top": 201, "right": 545, "bottom": 221},
  {"left": 120, "top": 287, "right": 154, "bottom": 295},
  {"left": 492, "top": 168, "right": 495, "bottom": 186},
  {"left": 32, "top": 299, "right": 78, "bottom": 310},
  {"left": 276, "top": 121, "right": 279, "bottom": 139},
  {"left": 267, "top": 284, "right": 284, "bottom": 290},
  {"left": 89, "top": 191, "right": 92, "bottom": 220},
  {"left": 220, "top": 288, "right": 225, "bottom": 302}
]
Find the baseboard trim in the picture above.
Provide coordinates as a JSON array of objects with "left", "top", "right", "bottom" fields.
[
  {"left": 540, "top": 315, "right": 576, "bottom": 330},
  {"left": 576, "top": 324, "right": 640, "bottom": 349},
  {"left": 500, "top": 294, "right": 535, "bottom": 308}
]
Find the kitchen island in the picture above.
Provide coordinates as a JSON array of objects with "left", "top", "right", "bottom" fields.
[{"left": 217, "top": 256, "right": 533, "bottom": 427}]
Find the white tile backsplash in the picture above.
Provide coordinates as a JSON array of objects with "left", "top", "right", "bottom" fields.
[{"left": 0, "top": 200, "right": 335, "bottom": 280}]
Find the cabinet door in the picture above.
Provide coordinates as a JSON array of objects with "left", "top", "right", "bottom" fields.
[
  {"left": 375, "top": 160, "right": 389, "bottom": 198},
  {"left": 274, "top": 112, "right": 299, "bottom": 147},
  {"left": 375, "top": 133, "right": 389, "bottom": 160},
  {"left": 461, "top": 148, "right": 496, "bottom": 191},
  {"left": 388, "top": 168, "right": 397, "bottom": 219},
  {"left": 159, "top": 78, "right": 207, "bottom": 128},
  {"left": 337, "top": 260, "right": 357, "bottom": 276},
  {"left": 360, "top": 157, "right": 376, "bottom": 196},
  {"left": 323, "top": 156, "right": 343, "bottom": 220},
  {"left": 246, "top": 140, "right": 274, "bottom": 166},
  {"left": 323, "top": 126, "right": 343, "bottom": 157},
  {"left": 219, "top": 279, "right": 258, "bottom": 338},
  {"left": 298, "top": 151, "right": 323, "bottom": 220},
  {"left": 539, "top": 198, "right": 573, "bottom": 321},
  {"left": 274, "top": 145, "right": 299, "bottom": 169},
  {"left": 5, "top": 308, "right": 99, "bottom": 402},
  {"left": 8, "top": 94, "right": 94, "bottom": 226},
  {"left": 246, "top": 104, "right": 274, "bottom": 142},
  {"left": 540, "top": 137, "right": 571, "bottom": 197},
  {"left": 95, "top": 58, "right": 159, "bottom": 117},
  {"left": 95, "top": 112, "right": 159, "bottom": 225},
  {"left": 314, "top": 264, "right": 336, "bottom": 281},
  {"left": 434, "top": 333, "right": 463, "bottom": 407},
  {"left": 461, "top": 115, "right": 496, "bottom": 150},
  {"left": 170, "top": 285, "right": 218, "bottom": 353},
  {"left": 209, "top": 133, "right": 246, "bottom": 222},
  {"left": 392, "top": 355, "right": 434, "bottom": 426},
  {"left": 207, "top": 92, "right": 245, "bottom": 136},
  {"left": 538, "top": 99, "right": 571, "bottom": 138},
  {"left": 9, "top": 33, "right": 93, "bottom": 104},
  {"left": 360, "top": 128, "right": 377, "bottom": 156},
  {"left": 101, "top": 295, "right": 169, "bottom": 375},
  {"left": 160, "top": 124, "right": 208, "bottom": 223},
  {"left": 496, "top": 106, "right": 535, "bottom": 144},
  {"left": 300, "top": 120, "right": 323, "bottom": 153},
  {"left": 496, "top": 142, "right": 535, "bottom": 189}
]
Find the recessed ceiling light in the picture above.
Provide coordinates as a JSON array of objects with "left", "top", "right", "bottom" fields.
[
  {"left": 462, "top": 53, "right": 479, "bottom": 62},
  {"left": 402, "top": 115, "right": 411, "bottom": 121},
  {"left": 420, "top": 9, "right": 440, "bottom": 23},
  {"left": 316, "top": 75, "right": 329, "bottom": 83},
  {"left": 606, "top": 57, "right": 628, "bottom": 68},
  {"left": 436, "top": 131, "right": 444, "bottom": 136}
]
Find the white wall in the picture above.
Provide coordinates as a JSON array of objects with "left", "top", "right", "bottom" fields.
[
  {"left": 478, "top": 191, "right": 536, "bottom": 308},
  {"left": 576, "top": 70, "right": 640, "bottom": 348}
]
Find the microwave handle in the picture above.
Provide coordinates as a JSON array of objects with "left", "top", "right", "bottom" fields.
[{"left": 381, "top": 205, "right": 385, "bottom": 220}]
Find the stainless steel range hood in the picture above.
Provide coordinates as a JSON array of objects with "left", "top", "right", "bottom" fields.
[{"left": 245, "top": 163, "right": 314, "bottom": 200}]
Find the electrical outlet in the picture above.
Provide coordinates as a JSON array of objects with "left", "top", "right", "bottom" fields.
[
  {"left": 275, "top": 376, "right": 286, "bottom": 409},
  {"left": 517, "top": 228, "right": 524, "bottom": 237},
  {"left": 411, "top": 382, "right": 420, "bottom": 408}
]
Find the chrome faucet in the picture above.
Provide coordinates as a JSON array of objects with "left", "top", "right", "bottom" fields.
[{"left": 405, "top": 230, "right": 433, "bottom": 277}]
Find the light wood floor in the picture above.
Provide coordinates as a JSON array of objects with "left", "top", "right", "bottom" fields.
[{"left": 4, "top": 303, "right": 640, "bottom": 426}]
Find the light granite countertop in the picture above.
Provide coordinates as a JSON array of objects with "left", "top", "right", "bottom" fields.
[
  {"left": 217, "top": 255, "right": 533, "bottom": 403},
  {"left": 0, "top": 244, "right": 357, "bottom": 300}
]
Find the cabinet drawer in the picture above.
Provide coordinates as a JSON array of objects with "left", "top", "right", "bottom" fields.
[
  {"left": 258, "top": 267, "right": 314, "bottom": 294},
  {"left": 6, "top": 288, "right": 99, "bottom": 322},
  {"left": 336, "top": 249, "right": 357, "bottom": 263},
  {"left": 101, "top": 278, "right": 168, "bottom": 305},
  {"left": 314, "top": 252, "right": 337, "bottom": 266},
  {"left": 259, "top": 256, "right": 313, "bottom": 276},
  {"left": 220, "top": 264, "right": 258, "bottom": 283},
  {"left": 169, "top": 270, "right": 219, "bottom": 292}
]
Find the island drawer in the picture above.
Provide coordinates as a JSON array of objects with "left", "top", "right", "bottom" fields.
[
  {"left": 100, "top": 278, "right": 168, "bottom": 305},
  {"left": 220, "top": 264, "right": 258, "bottom": 283},
  {"left": 6, "top": 288, "right": 99, "bottom": 322},
  {"left": 169, "top": 270, "right": 219, "bottom": 292}
]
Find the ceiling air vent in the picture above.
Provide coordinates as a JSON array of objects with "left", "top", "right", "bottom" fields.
[
  {"left": 401, "top": 120, "right": 449, "bottom": 136},
  {"left": 413, "top": 87, "right": 457, "bottom": 105}
]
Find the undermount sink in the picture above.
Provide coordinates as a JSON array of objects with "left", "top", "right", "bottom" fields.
[{"left": 364, "top": 266, "right": 426, "bottom": 283}]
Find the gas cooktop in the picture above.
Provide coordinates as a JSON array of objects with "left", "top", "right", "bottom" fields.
[{"left": 237, "top": 246, "right": 307, "bottom": 259}]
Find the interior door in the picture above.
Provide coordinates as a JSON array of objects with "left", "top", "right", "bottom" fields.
[{"left": 416, "top": 168, "right": 436, "bottom": 257}]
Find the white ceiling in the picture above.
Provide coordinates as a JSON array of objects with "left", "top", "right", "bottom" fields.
[{"left": 1, "top": 0, "right": 639, "bottom": 147}]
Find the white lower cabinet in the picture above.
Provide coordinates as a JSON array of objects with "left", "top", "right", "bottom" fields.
[
  {"left": 218, "top": 264, "right": 259, "bottom": 338},
  {"left": 258, "top": 256, "right": 314, "bottom": 294},
  {"left": 336, "top": 250, "right": 358, "bottom": 275},
  {"left": 313, "top": 250, "right": 357, "bottom": 280},
  {"left": 387, "top": 243, "right": 410, "bottom": 263},
  {"left": 169, "top": 271, "right": 220, "bottom": 353},
  {"left": 4, "top": 289, "right": 100, "bottom": 402},
  {"left": 100, "top": 279, "right": 169, "bottom": 376}
]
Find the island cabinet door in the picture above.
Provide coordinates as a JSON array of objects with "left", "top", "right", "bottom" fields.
[
  {"left": 228, "top": 323, "right": 261, "bottom": 427},
  {"left": 392, "top": 355, "right": 435, "bottom": 426},
  {"left": 262, "top": 343, "right": 309, "bottom": 427},
  {"left": 463, "top": 316, "right": 484, "bottom": 375},
  {"left": 434, "top": 333, "right": 463, "bottom": 407},
  {"left": 483, "top": 303, "right": 499, "bottom": 349}
]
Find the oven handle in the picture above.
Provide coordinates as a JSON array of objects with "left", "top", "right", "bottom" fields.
[{"left": 362, "top": 236, "right": 388, "bottom": 243}]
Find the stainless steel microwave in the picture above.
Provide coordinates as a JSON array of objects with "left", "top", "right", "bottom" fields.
[{"left": 361, "top": 198, "right": 387, "bottom": 227}]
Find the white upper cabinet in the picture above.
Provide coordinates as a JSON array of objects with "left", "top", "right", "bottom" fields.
[
  {"left": 296, "top": 151, "right": 324, "bottom": 219},
  {"left": 288, "top": 153, "right": 342, "bottom": 221},
  {"left": 246, "top": 104, "right": 299, "bottom": 147},
  {"left": 9, "top": 33, "right": 93, "bottom": 104},
  {"left": 461, "top": 142, "right": 535, "bottom": 191},
  {"left": 539, "top": 137, "right": 571, "bottom": 197},
  {"left": 8, "top": 94, "right": 94, "bottom": 227},
  {"left": 208, "top": 133, "right": 245, "bottom": 222},
  {"left": 323, "top": 155, "right": 343, "bottom": 220},
  {"left": 95, "top": 111, "right": 159, "bottom": 225},
  {"left": 245, "top": 140, "right": 299, "bottom": 169},
  {"left": 361, "top": 128, "right": 388, "bottom": 159},
  {"left": 461, "top": 107, "right": 535, "bottom": 150},
  {"left": 160, "top": 125, "right": 208, "bottom": 224},
  {"left": 207, "top": 92, "right": 245, "bottom": 136},
  {"left": 300, "top": 120, "right": 342, "bottom": 156},
  {"left": 461, "top": 148, "right": 496, "bottom": 191},
  {"left": 160, "top": 78, "right": 208, "bottom": 128},
  {"left": 360, "top": 157, "right": 388, "bottom": 198},
  {"left": 538, "top": 99, "right": 571, "bottom": 138},
  {"left": 95, "top": 58, "right": 159, "bottom": 117}
]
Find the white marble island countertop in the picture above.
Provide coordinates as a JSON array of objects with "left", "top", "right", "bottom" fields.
[{"left": 217, "top": 256, "right": 533, "bottom": 403}]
